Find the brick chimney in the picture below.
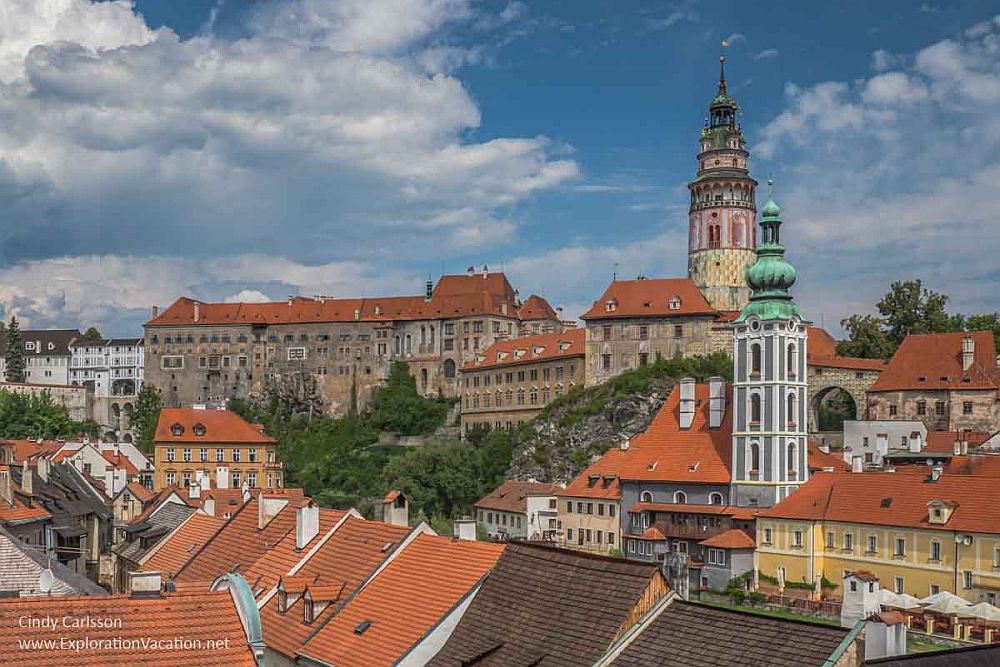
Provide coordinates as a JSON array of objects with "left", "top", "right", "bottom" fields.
[{"left": 962, "top": 335, "right": 975, "bottom": 371}]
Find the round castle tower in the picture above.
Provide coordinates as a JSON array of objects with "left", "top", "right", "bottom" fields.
[{"left": 687, "top": 55, "right": 757, "bottom": 313}]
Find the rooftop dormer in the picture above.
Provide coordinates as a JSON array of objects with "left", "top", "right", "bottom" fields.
[{"left": 927, "top": 499, "right": 958, "bottom": 525}]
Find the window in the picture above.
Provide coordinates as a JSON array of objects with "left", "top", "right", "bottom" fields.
[
  {"left": 964, "top": 571, "right": 974, "bottom": 590},
  {"left": 763, "top": 528, "right": 772, "bottom": 544},
  {"left": 232, "top": 471, "right": 241, "bottom": 488},
  {"left": 786, "top": 343, "right": 797, "bottom": 378},
  {"left": 709, "top": 492, "right": 723, "bottom": 505},
  {"left": 787, "top": 442, "right": 797, "bottom": 476},
  {"left": 288, "top": 347, "right": 306, "bottom": 360},
  {"left": 930, "top": 584, "right": 940, "bottom": 596},
  {"left": 843, "top": 533, "right": 853, "bottom": 551},
  {"left": 603, "top": 325, "right": 613, "bottom": 340},
  {"left": 232, "top": 449, "right": 241, "bottom": 463},
  {"left": 566, "top": 528, "right": 573, "bottom": 541},
  {"left": 994, "top": 547, "right": 1000, "bottom": 568},
  {"left": 750, "top": 343, "right": 762, "bottom": 376},
  {"left": 673, "top": 491, "right": 687, "bottom": 504},
  {"left": 867, "top": 535, "right": 877, "bottom": 554},
  {"left": 787, "top": 394, "right": 797, "bottom": 428},
  {"left": 182, "top": 448, "right": 191, "bottom": 462},
  {"left": 586, "top": 502, "right": 593, "bottom": 515},
  {"left": 825, "top": 532, "right": 835, "bottom": 549},
  {"left": 750, "top": 393, "right": 761, "bottom": 424},
  {"left": 930, "top": 541, "right": 941, "bottom": 562},
  {"left": 916, "top": 401, "right": 926, "bottom": 416},
  {"left": 609, "top": 505, "right": 616, "bottom": 518},
  {"left": 608, "top": 533, "right": 615, "bottom": 545},
  {"left": 566, "top": 501, "right": 572, "bottom": 513},
  {"left": 748, "top": 442, "right": 761, "bottom": 474},
  {"left": 894, "top": 577, "right": 904, "bottom": 594},
  {"left": 935, "top": 401, "right": 945, "bottom": 416},
  {"left": 640, "top": 491, "right": 653, "bottom": 503},
  {"left": 166, "top": 448, "right": 175, "bottom": 462},
  {"left": 889, "top": 403, "right": 898, "bottom": 417},
  {"left": 963, "top": 401, "right": 974, "bottom": 415},
  {"left": 200, "top": 448, "right": 208, "bottom": 462},
  {"left": 895, "top": 537, "right": 906, "bottom": 557},
  {"left": 165, "top": 471, "right": 176, "bottom": 485},
  {"left": 638, "top": 352, "right": 649, "bottom": 367},
  {"left": 638, "top": 325, "right": 648, "bottom": 340},
  {"left": 673, "top": 324, "right": 684, "bottom": 339},
  {"left": 216, "top": 448, "right": 224, "bottom": 462},
  {"left": 793, "top": 530, "right": 803, "bottom": 548},
  {"left": 707, "top": 548, "right": 725, "bottom": 565}
]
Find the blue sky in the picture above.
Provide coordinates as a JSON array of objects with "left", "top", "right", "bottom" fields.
[{"left": 0, "top": 0, "right": 997, "bottom": 336}]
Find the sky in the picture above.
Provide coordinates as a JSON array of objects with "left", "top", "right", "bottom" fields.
[{"left": 0, "top": 0, "right": 997, "bottom": 336}]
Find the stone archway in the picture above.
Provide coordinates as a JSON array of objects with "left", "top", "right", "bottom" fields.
[
  {"left": 809, "top": 386, "right": 858, "bottom": 433},
  {"left": 806, "top": 365, "right": 881, "bottom": 434}
]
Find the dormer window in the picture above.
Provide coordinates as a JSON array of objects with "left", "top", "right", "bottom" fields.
[
  {"left": 668, "top": 296, "right": 681, "bottom": 310},
  {"left": 170, "top": 423, "right": 184, "bottom": 436},
  {"left": 533, "top": 345, "right": 545, "bottom": 356},
  {"left": 927, "top": 500, "right": 956, "bottom": 525},
  {"left": 278, "top": 589, "right": 288, "bottom": 613},
  {"left": 605, "top": 299, "right": 618, "bottom": 312},
  {"left": 514, "top": 349, "right": 525, "bottom": 359},
  {"left": 193, "top": 423, "right": 206, "bottom": 437},
  {"left": 303, "top": 597, "right": 315, "bottom": 624}
]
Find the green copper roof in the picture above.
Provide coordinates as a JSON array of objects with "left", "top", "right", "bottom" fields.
[{"left": 737, "top": 180, "right": 801, "bottom": 322}]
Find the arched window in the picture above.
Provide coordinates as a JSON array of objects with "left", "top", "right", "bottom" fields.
[
  {"left": 749, "top": 442, "right": 761, "bottom": 473},
  {"left": 750, "top": 393, "right": 761, "bottom": 424},
  {"left": 709, "top": 492, "right": 724, "bottom": 505},
  {"left": 787, "top": 392, "right": 797, "bottom": 427},
  {"left": 673, "top": 491, "right": 687, "bottom": 504},
  {"left": 443, "top": 359, "right": 456, "bottom": 379},
  {"left": 420, "top": 326, "right": 426, "bottom": 345},
  {"left": 393, "top": 335, "right": 401, "bottom": 356},
  {"left": 405, "top": 334, "right": 412, "bottom": 355},
  {"left": 787, "top": 343, "right": 797, "bottom": 379},
  {"left": 420, "top": 368, "right": 428, "bottom": 389},
  {"left": 750, "top": 343, "right": 762, "bottom": 377},
  {"left": 787, "top": 442, "right": 797, "bottom": 476},
  {"left": 495, "top": 390, "right": 502, "bottom": 406},
  {"left": 429, "top": 325, "right": 435, "bottom": 345},
  {"left": 640, "top": 491, "right": 653, "bottom": 503},
  {"left": 529, "top": 387, "right": 538, "bottom": 405}
]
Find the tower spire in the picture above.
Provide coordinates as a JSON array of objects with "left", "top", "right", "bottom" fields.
[
  {"left": 737, "top": 178, "right": 800, "bottom": 322},
  {"left": 719, "top": 53, "right": 727, "bottom": 95}
]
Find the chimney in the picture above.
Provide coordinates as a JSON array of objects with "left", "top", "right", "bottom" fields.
[
  {"left": 953, "top": 438, "right": 961, "bottom": 456},
  {"left": 36, "top": 456, "right": 49, "bottom": 482},
  {"left": 466, "top": 265, "right": 475, "bottom": 277},
  {"left": 453, "top": 518, "right": 476, "bottom": 541},
  {"left": 203, "top": 495, "right": 215, "bottom": 517},
  {"left": 425, "top": 279, "right": 433, "bottom": 302},
  {"left": 188, "top": 481, "right": 201, "bottom": 499},
  {"left": 962, "top": 336, "right": 975, "bottom": 371},
  {"left": 287, "top": 296, "right": 294, "bottom": 307},
  {"left": 113, "top": 442, "right": 120, "bottom": 457},
  {"left": 193, "top": 302, "right": 201, "bottom": 323},
  {"left": 151, "top": 305, "right": 159, "bottom": 319},
  {"left": 216, "top": 466, "right": 229, "bottom": 489},
  {"left": 382, "top": 491, "right": 408, "bottom": 527},
  {"left": 961, "top": 439, "right": 969, "bottom": 455},
  {"left": 679, "top": 377, "right": 696, "bottom": 429},
  {"left": 708, "top": 376, "right": 726, "bottom": 429},
  {"left": 909, "top": 433, "right": 922, "bottom": 453},
  {"left": 128, "top": 571, "right": 163, "bottom": 598},
  {"left": 931, "top": 465, "right": 943, "bottom": 482},
  {"left": 851, "top": 456, "right": 863, "bottom": 473},
  {"left": 481, "top": 264, "right": 488, "bottom": 279},
  {"left": 619, "top": 438, "right": 630, "bottom": 451},
  {"left": 296, "top": 502, "right": 320, "bottom": 550},
  {"left": 0, "top": 466, "right": 11, "bottom": 505},
  {"left": 19, "top": 459, "right": 33, "bottom": 497}
]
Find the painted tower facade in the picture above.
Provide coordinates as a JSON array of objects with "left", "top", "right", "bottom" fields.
[
  {"left": 730, "top": 184, "right": 808, "bottom": 508},
  {"left": 687, "top": 55, "right": 757, "bottom": 313}
]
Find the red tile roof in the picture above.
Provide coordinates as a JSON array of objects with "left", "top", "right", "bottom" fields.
[
  {"left": 0, "top": 590, "right": 256, "bottom": 666},
  {"left": 154, "top": 408, "right": 276, "bottom": 445},
  {"left": 124, "top": 481, "right": 156, "bottom": 504},
  {"left": 581, "top": 278, "right": 718, "bottom": 320},
  {"left": 7, "top": 439, "right": 63, "bottom": 463},
  {"left": 142, "top": 512, "right": 225, "bottom": 579},
  {"left": 615, "top": 383, "right": 732, "bottom": 484},
  {"left": 924, "top": 431, "right": 993, "bottom": 454},
  {"left": 463, "top": 328, "right": 584, "bottom": 371},
  {"left": 633, "top": 526, "right": 667, "bottom": 541},
  {"left": 699, "top": 528, "right": 755, "bottom": 549},
  {"left": 175, "top": 495, "right": 310, "bottom": 583},
  {"left": 243, "top": 507, "right": 347, "bottom": 592},
  {"left": 102, "top": 451, "right": 139, "bottom": 475},
  {"left": 807, "top": 442, "right": 851, "bottom": 472},
  {"left": 147, "top": 273, "right": 554, "bottom": 328},
  {"left": 806, "top": 327, "right": 887, "bottom": 371},
  {"left": 474, "top": 480, "right": 561, "bottom": 513},
  {"left": 870, "top": 330, "right": 999, "bottom": 392},
  {"left": 259, "top": 516, "right": 411, "bottom": 659},
  {"left": 556, "top": 448, "right": 627, "bottom": 500},
  {"left": 297, "top": 534, "right": 504, "bottom": 667},
  {"left": 759, "top": 471, "right": 1000, "bottom": 534},
  {"left": 517, "top": 294, "right": 559, "bottom": 321}
]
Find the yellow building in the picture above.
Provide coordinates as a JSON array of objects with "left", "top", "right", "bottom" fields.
[
  {"left": 555, "top": 447, "right": 628, "bottom": 554},
  {"left": 756, "top": 468, "right": 1000, "bottom": 604},
  {"left": 152, "top": 407, "right": 283, "bottom": 491}
]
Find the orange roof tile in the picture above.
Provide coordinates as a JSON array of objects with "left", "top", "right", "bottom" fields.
[
  {"left": 297, "top": 534, "right": 504, "bottom": 667},
  {"left": 382, "top": 490, "right": 401, "bottom": 503},
  {"left": 517, "top": 294, "right": 559, "bottom": 321},
  {"left": 925, "top": 431, "right": 993, "bottom": 453},
  {"left": 633, "top": 526, "right": 667, "bottom": 541},
  {"left": 462, "top": 328, "right": 585, "bottom": 371},
  {"left": 807, "top": 442, "right": 851, "bottom": 472},
  {"left": 0, "top": 590, "right": 256, "bottom": 666},
  {"left": 0, "top": 497, "right": 50, "bottom": 524},
  {"left": 556, "top": 448, "right": 626, "bottom": 500},
  {"left": 102, "top": 451, "right": 139, "bottom": 475},
  {"left": 806, "top": 327, "right": 887, "bottom": 371},
  {"left": 7, "top": 439, "right": 63, "bottom": 463},
  {"left": 154, "top": 408, "right": 276, "bottom": 445},
  {"left": 474, "top": 480, "right": 561, "bottom": 513},
  {"left": 699, "top": 528, "right": 755, "bottom": 549},
  {"left": 128, "top": 487, "right": 192, "bottom": 526},
  {"left": 258, "top": 516, "right": 411, "bottom": 659},
  {"left": 175, "top": 495, "right": 309, "bottom": 583},
  {"left": 870, "top": 330, "right": 999, "bottom": 392},
  {"left": 242, "top": 507, "right": 346, "bottom": 592},
  {"left": 124, "top": 481, "right": 157, "bottom": 504},
  {"left": 614, "top": 383, "right": 732, "bottom": 484},
  {"left": 581, "top": 278, "right": 717, "bottom": 320},
  {"left": 142, "top": 512, "right": 225, "bottom": 579},
  {"left": 760, "top": 471, "right": 1000, "bottom": 534}
]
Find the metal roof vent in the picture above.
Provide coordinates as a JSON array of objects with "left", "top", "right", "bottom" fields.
[{"left": 354, "top": 620, "right": 373, "bottom": 635}]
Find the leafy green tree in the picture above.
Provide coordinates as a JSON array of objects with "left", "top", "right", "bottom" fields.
[
  {"left": 366, "top": 362, "right": 448, "bottom": 436},
  {"left": 836, "top": 315, "right": 894, "bottom": 359},
  {"left": 81, "top": 327, "right": 103, "bottom": 341},
  {"left": 0, "top": 390, "right": 93, "bottom": 439},
  {"left": 876, "top": 279, "right": 955, "bottom": 346},
  {"left": 964, "top": 313, "right": 1000, "bottom": 354},
  {"left": 133, "top": 385, "right": 163, "bottom": 453},
  {"left": 4, "top": 316, "right": 26, "bottom": 383}
]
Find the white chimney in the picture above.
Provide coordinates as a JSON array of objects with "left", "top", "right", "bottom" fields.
[
  {"left": 908, "top": 433, "right": 922, "bottom": 453},
  {"left": 954, "top": 439, "right": 962, "bottom": 456},
  {"left": 466, "top": 265, "right": 475, "bottom": 277},
  {"left": 679, "top": 377, "right": 696, "bottom": 429},
  {"left": 203, "top": 496, "right": 215, "bottom": 517},
  {"left": 931, "top": 465, "right": 943, "bottom": 482},
  {"left": 296, "top": 502, "right": 320, "bottom": 550},
  {"left": 21, "top": 460, "right": 31, "bottom": 497},
  {"left": 708, "top": 376, "right": 726, "bottom": 429},
  {"left": 382, "top": 491, "right": 408, "bottom": 527},
  {"left": 216, "top": 466, "right": 229, "bottom": 489},
  {"left": 962, "top": 336, "right": 975, "bottom": 371},
  {"left": 961, "top": 440, "right": 969, "bottom": 455},
  {"left": 453, "top": 518, "right": 476, "bottom": 541},
  {"left": 0, "top": 466, "right": 12, "bottom": 505},
  {"left": 129, "top": 571, "right": 162, "bottom": 598},
  {"left": 193, "top": 302, "right": 201, "bottom": 323},
  {"left": 151, "top": 305, "right": 159, "bottom": 319},
  {"left": 188, "top": 481, "right": 201, "bottom": 499},
  {"left": 36, "top": 457, "right": 49, "bottom": 482},
  {"left": 851, "top": 456, "right": 863, "bottom": 473}
]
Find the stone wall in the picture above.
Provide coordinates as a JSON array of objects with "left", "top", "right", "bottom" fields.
[
  {"left": 806, "top": 366, "right": 881, "bottom": 431},
  {"left": 687, "top": 247, "right": 755, "bottom": 312},
  {"left": 868, "top": 388, "right": 1000, "bottom": 433}
]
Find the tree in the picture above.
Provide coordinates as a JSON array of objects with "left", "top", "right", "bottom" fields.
[
  {"left": 81, "top": 327, "right": 103, "bottom": 341},
  {"left": 4, "top": 316, "right": 25, "bottom": 383},
  {"left": 367, "top": 362, "right": 448, "bottom": 436},
  {"left": 876, "top": 279, "right": 955, "bottom": 346},
  {"left": 133, "top": 385, "right": 163, "bottom": 453},
  {"left": 964, "top": 313, "right": 1000, "bottom": 354},
  {"left": 836, "top": 315, "right": 893, "bottom": 359},
  {"left": 0, "top": 390, "right": 95, "bottom": 439}
]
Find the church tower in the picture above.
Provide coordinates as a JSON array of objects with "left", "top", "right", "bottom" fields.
[
  {"left": 730, "top": 183, "right": 808, "bottom": 508},
  {"left": 687, "top": 55, "right": 757, "bottom": 313}
]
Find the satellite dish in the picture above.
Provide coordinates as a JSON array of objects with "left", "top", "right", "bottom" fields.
[{"left": 38, "top": 568, "right": 54, "bottom": 594}]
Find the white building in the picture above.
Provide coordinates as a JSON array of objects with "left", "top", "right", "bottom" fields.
[
  {"left": 69, "top": 337, "right": 144, "bottom": 397},
  {"left": 842, "top": 420, "right": 927, "bottom": 468},
  {"left": 474, "top": 480, "right": 561, "bottom": 540},
  {"left": 0, "top": 329, "right": 79, "bottom": 385}
]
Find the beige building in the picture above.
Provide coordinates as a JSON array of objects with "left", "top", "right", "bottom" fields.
[
  {"left": 867, "top": 331, "right": 999, "bottom": 433},
  {"left": 459, "top": 328, "right": 584, "bottom": 433},
  {"left": 144, "top": 269, "right": 563, "bottom": 416},
  {"left": 555, "top": 447, "right": 628, "bottom": 554},
  {"left": 580, "top": 278, "right": 734, "bottom": 386},
  {"left": 152, "top": 407, "right": 282, "bottom": 491}
]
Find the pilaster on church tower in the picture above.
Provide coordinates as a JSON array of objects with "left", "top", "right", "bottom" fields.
[{"left": 687, "top": 54, "right": 757, "bottom": 313}]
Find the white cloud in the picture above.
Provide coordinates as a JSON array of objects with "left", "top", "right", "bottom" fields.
[
  {"left": 861, "top": 72, "right": 929, "bottom": 104},
  {"left": 871, "top": 49, "right": 904, "bottom": 72},
  {"left": 753, "top": 48, "right": 778, "bottom": 61},
  {"left": 225, "top": 289, "right": 270, "bottom": 304},
  {"left": 725, "top": 33, "right": 746, "bottom": 45}
]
